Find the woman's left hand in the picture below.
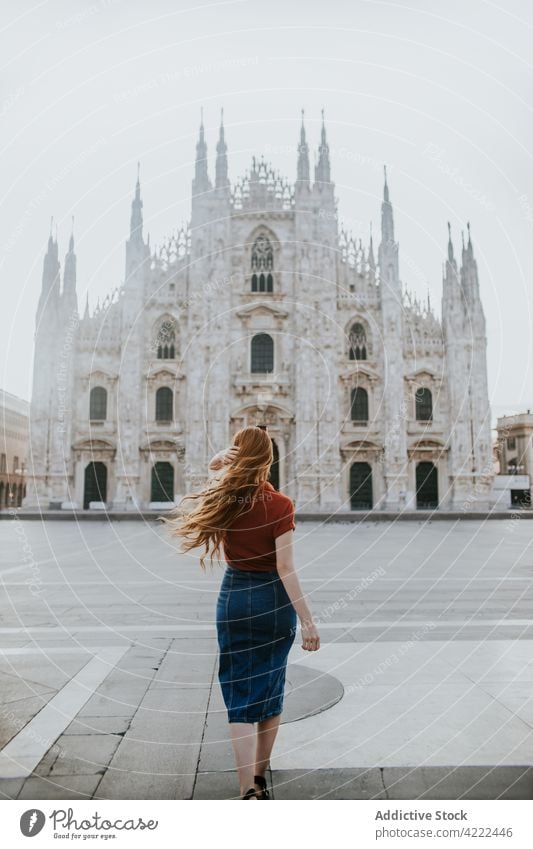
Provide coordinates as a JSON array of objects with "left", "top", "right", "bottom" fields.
[{"left": 300, "top": 618, "right": 321, "bottom": 652}]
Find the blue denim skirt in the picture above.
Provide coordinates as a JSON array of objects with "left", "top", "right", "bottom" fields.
[{"left": 216, "top": 566, "right": 297, "bottom": 723}]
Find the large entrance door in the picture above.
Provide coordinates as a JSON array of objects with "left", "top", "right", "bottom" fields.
[
  {"left": 350, "top": 462, "right": 373, "bottom": 510},
  {"left": 151, "top": 462, "right": 174, "bottom": 502},
  {"left": 268, "top": 439, "right": 280, "bottom": 490},
  {"left": 416, "top": 462, "right": 438, "bottom": 509},
  {"left": 84, "top": 462, "right": 107, "bottom": 509}
]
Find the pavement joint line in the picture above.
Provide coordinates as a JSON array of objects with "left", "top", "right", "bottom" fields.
[
  {"left": 0, "top": 645, "right": 129, "bottom": 779},
  {"left": 0, "top": 620, "right": 532, "bottom": 635},
  {"left": 2, "top": 577, "right": 533, "bottom": 584}
]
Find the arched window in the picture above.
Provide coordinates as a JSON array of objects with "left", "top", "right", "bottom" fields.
[
  {"left": 89, "top": 386, "right": 107, "bottom": 420},
  {"left": 350, "top": 387, "right": 368, "bottom": 422},
  {"left": 349, "top": 322, "right": 367, "bottom": 360},
  {"left": 251, "top": 333, "right": 274, "bottom": 373},
  {"left": 155, "top": 387, "right": 173, "bottom": 422},
  {"left": 156, "top": 319, "right": 176, "bottom": 359},
  {"left": 415, "top": 387, "right": 433, "bottom": 422},
  {"left": 251, "top": 234, "right": 274, "bottom": 293}
]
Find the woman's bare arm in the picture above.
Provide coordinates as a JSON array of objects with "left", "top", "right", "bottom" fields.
[{"left": 275, "top": 530, "right": 320, "bottom": 651}]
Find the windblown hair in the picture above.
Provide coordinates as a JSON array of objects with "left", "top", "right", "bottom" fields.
[{"left": 160, "top": 426, "right": 273, "bottom": 569}]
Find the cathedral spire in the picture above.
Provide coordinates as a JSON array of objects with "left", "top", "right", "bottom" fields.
[
  {"left": 130, "top": 162, "right": 143, "bottom": 243},
  {"left": 297, "top": 108, "right": 310, "bottom": 184},
  {"left": 37, "top": 217, "right": 60, "bottom": 326},
  {"left": 193, "top": 107, "right": 211, "bottom": 194},
  {"left": 460, "top": 221, "right": 480, "bottom": 303},
  {"left": 215, "top": 108, "right": 229, "bottom": 190},
  {"left": 442, "top": 221, "right": 461, "bottom": 325},
  {"left": 314, "top": 109, "right": 331, "bottom": 186},
  {"left": 381, "top": 165, "right": 394, "bottom": 245},
  {"left": 62, "top": 215, "right": 77, "bottom": 314},
  {"left": 447, "top": 221, "right": 454, "bottom": 263},
  {"left": 368, "top": 222, "right": 376, "bottom": 271}
]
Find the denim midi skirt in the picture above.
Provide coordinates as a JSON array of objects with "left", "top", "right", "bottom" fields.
[{"left": 216, "top": 566, "right": 297, "bottom": 723}]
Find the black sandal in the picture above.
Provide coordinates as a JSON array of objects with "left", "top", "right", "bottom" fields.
[
  {"left": 242, "top": 787, "right": 258, "bottom": 799},
  {"left": 254, "top": 774, "right": 270, "bottom": 799}
]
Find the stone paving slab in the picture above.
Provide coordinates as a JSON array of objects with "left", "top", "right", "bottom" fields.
[
  {"left": 95, "top": 640, "right": 216, "bottom": 799},
  {"left": 0, "top": 778, "right": 26, "bottom": 799},
  {"left": 35, "top": 734, "right": 122, "bottom": 777},
  {"left": 18, "top": 773, "right": 103, "bottom": 800},
  {"left": 193, "top": 767, "right": 533, "bottom": 800},
  {"left": 381, "top": 766, "right": 533, "bottom": 800},
  {"left": 274, "top": 767, "right": 533, "bottom": 800}
]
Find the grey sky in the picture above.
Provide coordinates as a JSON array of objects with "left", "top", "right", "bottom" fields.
[{"left": 1, "top": 0, "right": 532, "bottom": 424}]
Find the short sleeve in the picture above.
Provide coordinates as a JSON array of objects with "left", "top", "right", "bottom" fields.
[{"left": 272, "top": 498, "right": 295, "bottom": 539}]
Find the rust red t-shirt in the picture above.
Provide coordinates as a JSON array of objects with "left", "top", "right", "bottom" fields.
[{"left": 222, "top": 482, "right": 296, "bottom": 572}]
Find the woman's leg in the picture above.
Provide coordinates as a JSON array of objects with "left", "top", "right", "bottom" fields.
[
  {"left": 228, "top": 722, "right": 258, "bottom": 797},
  {"left": 254, "top": 713, "right": 282, "bottom": 784}
]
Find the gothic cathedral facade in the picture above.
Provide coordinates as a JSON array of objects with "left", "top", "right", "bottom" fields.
[{"left": 24, "top": 114, "right": 493, "bottom": 513}]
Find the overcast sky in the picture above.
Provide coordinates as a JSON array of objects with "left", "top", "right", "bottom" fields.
[{"left": 1, "top": 0, "right": 532, "bottom": 424}]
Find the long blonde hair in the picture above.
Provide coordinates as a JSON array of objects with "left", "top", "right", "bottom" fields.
[{"left": 160, "top": 425, "right": 273, "bottom": 568}]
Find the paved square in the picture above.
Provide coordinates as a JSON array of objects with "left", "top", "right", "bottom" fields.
[{"left": 0, "top": 517, "right": 532, "bottom": 799}]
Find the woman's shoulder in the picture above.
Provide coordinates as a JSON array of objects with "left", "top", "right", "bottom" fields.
[{"left": 261, "top": 483, "right": 294, "bottom": 512}]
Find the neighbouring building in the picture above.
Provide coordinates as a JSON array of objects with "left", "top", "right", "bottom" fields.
[
  {"left": 0, "top": 389, "right": 29, "bottom": 510},
  {"left": 23, "top": 113, "right": 494, "bottom": 512},
  {"left": 494, "top": 412, "right": 533, "bottom": 508}
]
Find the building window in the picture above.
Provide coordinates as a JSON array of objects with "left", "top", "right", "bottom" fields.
[
  {"left": 251, "top": 333, "right": 274, "bottom": 373},
  {"left": 13, "top": 456, "right": 19, "bottom": 473},
  {"left": 507, "top": 436, "right": 516, "bottom": 451},
  {"left": 348, "top": 322, "right": 367, "bottom": 360},
  {"left": 89, "top": 386, "right": 107, "bottom": 420},
  {"left": 251, "top": 234, "right": 274, "bottom": 293},
  {"left": 0, "top": 454, "right": 6, "bottom": 473},
  {"left": 155, "top": 387, "right": 173, "bottom": 422},
  {"left": 350, "top": 387, "right": 368, "bottom": 422},
  {"left": 507, "top": 458, "right": 518, "bottom": 475},
  {"left": 156, "top": 319, "right": 176, "bottom": 359},
  {"left": 415, "top": 387, "right": 433, "bottom": 421},
  {"left": 151, "top": 462, "right": 174, "bottom": 502},
  {"left": 416, "top": 461, "right": 439, "bottom": 509}
]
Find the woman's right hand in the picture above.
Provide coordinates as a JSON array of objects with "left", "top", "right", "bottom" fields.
[{"left": 300, "top": 617, "right": 320, "bottom": 652}]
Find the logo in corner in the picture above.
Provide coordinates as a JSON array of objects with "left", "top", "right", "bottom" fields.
[{"left": 20, "top": 809, "right": 45, "bottom": 837}]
